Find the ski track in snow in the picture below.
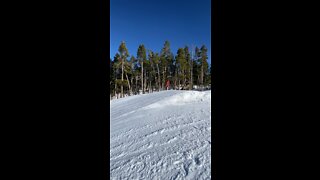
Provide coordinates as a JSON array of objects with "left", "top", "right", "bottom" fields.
[{"left": 110, "top": 90, "right": 211, "bottom": 180}]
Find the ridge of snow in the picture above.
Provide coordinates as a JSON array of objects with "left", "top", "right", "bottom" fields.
[{"left": 144, "top": 90, "right": 211, "bottom": 109}]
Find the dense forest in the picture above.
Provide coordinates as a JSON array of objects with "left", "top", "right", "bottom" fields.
[{"left": 110, "top": 41, "right": 211, "bottom": 99}]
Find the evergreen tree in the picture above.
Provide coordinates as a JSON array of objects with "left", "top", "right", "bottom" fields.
[
  {"left": 144, "top": 50, "right": 151, "bottom": 92},
  {"left": 110, "top": 41, "right": 211, "bottom": 98},
  {"left": 194, "top": 46, "right": 201, "bottom": 86},
  {"left": 184, "top": 46, "right": 191, "bottom": 89},
  {"left": 188, "top": 46, "right": 194, "bottom": 90},
  {"left": 160, "top": 41, "right": 173, "bottom": 89},
  {"left": 110, "top": 58, "right": 114, "bottom": 98},
  {"left": 129, "top": 56, "right": 137, "bottom": 94},
  {"left": 118, "top": 41, "right": 129, "bottom": 98},
  {"left": 206, "top": 63, "right": 211, "bottom": 87},
  {"left": 153, "top": 52, "right": 161, "bottom": 91},
  {"left": 200, "top": 45, "right": 209, "bottom": 89},
  {"left": 112, "top": 53, "right": 121, "bottom": 98},
  {"left": 123, "top": 56, "right": 132, "bottom": 95},
  {"left": 175, "top": 48, "right": 186, "bottom": 89},
  {"left": 137, "top": 44, "right": 147, "bottom": 94}
]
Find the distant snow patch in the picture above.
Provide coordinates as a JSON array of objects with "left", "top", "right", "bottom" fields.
[{"left": 144, "top": 91, "right": 211, "bottom": 109}]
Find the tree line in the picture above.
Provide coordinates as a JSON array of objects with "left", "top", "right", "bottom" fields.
[{"left": 110, "top": 40, "right": 211, "bottom": 99}]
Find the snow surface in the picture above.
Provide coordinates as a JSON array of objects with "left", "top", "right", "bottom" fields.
[{"left": 110, "top": 90, "right": 211, "bottom": 179}]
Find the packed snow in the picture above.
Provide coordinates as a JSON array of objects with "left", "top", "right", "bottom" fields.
[{"left": 110, "top": 90, "right": 211, "bottom": 179}]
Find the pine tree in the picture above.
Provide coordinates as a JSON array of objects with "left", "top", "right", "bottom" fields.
[
  {"left": 110, "top": 58, "right": 114, "bottom": 98},
  {"left": 144, "top": 50, "right": 151, "bottom": 93},
  {"left": 175, "top": 48, "right": 186, "bottom": 89},
  {"left": 148, "top": 50, "right": 157, "bottom": 92},
  {"left": 200, "top": 45, "right": 209, "bottom": 90},
  {"left": 112, "top": 53, "right": 121, "bottom": 98},
  {"left": 118, "top": 41, "right": 129, "bottom": 98},
  {"left": 137, "top": 44, "right": 146, "bottom": 94},
  {"left": 207, "top": 63, "right": 211, "bottom": 88},
  {"left": 160, "top": 41, "right": 173, "bottom": 89},
  {"left": 111, "top": 41, "right": 211, "bottom": 98},
  {"left": 189, "top": 46, "right": 194, "bottom": 90},
  {"left": 129, "top": 56, "right": 137, "bottom": 94},
  {"left": 153, "top": 52, "right": 161, "bottom": 91},
  {"left": 194, "top": 46, "right": 201, "bottom": 87},
  {"left": 123, "top": 57, "right": 132, "bottom": 95},
  {"left": 184, "top": 46, "right": 191, "bottom": 89}
]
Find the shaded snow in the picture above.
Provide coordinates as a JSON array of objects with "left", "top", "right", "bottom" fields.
[{"left": 110, "top": 90, "right": 211, "bottom": 179}]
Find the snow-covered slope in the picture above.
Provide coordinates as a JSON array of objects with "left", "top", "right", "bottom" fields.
[{"left": 110, "top": 90, "right": 211, "bottom": 179}]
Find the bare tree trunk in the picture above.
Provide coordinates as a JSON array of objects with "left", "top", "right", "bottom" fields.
[
  {"left": 151, "top": 64, "right": 156, "bottom": 92},
  {"left": 184, "top": 73, "right": 186, "bottom": 90},
  {"left": 201, "top": 60, "right": 204, "bottom": 90},
  {"left": 141, "top": 61, "right": 144, "bottom": 94},
  {"left": 174, "top": 68, "right": 177, "bottom": 90},
  {"left": 135, "top": 76, "right": 138, "bottom": 95},
  {"left": 197, "top": 75, "right": 199, "bottom": 87},
  {"left": 164, "top": 67, "right": 166, "bottom": 89},
  {"left": 130, "top": 77, "right": 134, "bottom": 95},
  {"left": 121, "top": 60, "right": 124, "bottom": 98},
  {"left": 125, "top": 73, "right": 131, "bottom": 95},
  {"left": 190, "top": 64, "right": 193, "bottom": 90},
  {"left": 162, "top": 69, "right": 165, "bottom": 90},
  {"left": 190, "top": 46, "right": 193, "bottom": 90},
  {"left": 114, "top": 82, "right": 116, "bottom": 98},
  {"left": 183, "top": 69, "right": 186, "bottom": 89},
  {"left": 156, "top": 64, "right": 161, "bottom": 91},
  {"left": 144, "top": 71, "right": 147, "bottom": 93}
]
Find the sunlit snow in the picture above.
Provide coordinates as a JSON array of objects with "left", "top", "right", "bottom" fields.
[{"left": 110, "top": 90, "right": 211, "bottom": 179}]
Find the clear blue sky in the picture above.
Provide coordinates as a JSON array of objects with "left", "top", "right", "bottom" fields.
[{"left": 110, "top": 0, "right": 211, "bottom": 63}]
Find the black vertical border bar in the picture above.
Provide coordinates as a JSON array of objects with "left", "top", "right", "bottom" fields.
[
  {"left": 96, "top": 0, "right": 110, "bottom": 179},
  {"left": 212, "top": 0, "right": 224, "bottom": 179}
]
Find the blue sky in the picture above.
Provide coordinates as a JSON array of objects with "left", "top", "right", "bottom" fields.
[{"left": 110, "top": 0, "right": 211, "bottom": 63}]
